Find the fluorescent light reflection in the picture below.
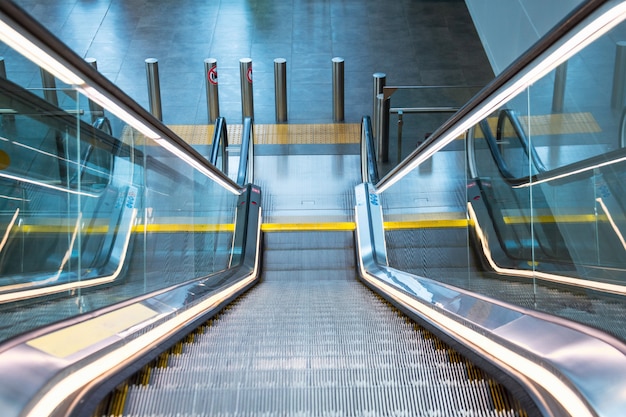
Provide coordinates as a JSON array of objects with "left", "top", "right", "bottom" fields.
[
  {"left": 0, "top": 209, "right": 137, "bottom": 302},
  {"left": 0, "top": 21, "right": 241, "bottom": 197},
  {"left": 467, "top": 202, "right": 626, "bottom": 295},
  {"left": 596, "top": 197, "right": 626, "bottom": 250},
  {"left": 0, "top": 20, "right": 84, "bottom": 85},
  {"left": 0, "top": 208, "right": 19, "bottom": 253},
  {"left": 0, "top": 171, "right": 98, "bottom": 197},
  {"left": 514, "top": 156, "right": 626, "bottom": 188}
]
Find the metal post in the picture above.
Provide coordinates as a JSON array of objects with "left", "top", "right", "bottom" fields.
[
  {"left": 239, "top": 58, "right": 254, "bottom": 122},
  {"left": 376, "top": 93, "right": 390, "bottom": 163},
  {"left": 0, "top": 57, "right": 6, "bottom": 79},
  {"left": 274, "top": 58, "right": 287, "bottom": 123},
  {"left": 145, "top": 58, "right": 162, "bottom": 120},
  {"left": 373, "top": 72, "right": 386, "bottom": 135},
  {"left": 332, "top": 57, "right": 344, "bottom": 122},
  {"left": 397, "top": 110, "right": 404, "bottom": 165},
  {"left": 204, "top": 58, "right": 220, "bottom": 123},
  {"left": 552, "top": 62, "right": 567, "bottom": 113},
  {"left": 40, "top": 68, "right": 58, "bottom": 107},
  {"left": 0, "top": 58, "right": 13, "bottom": 124},
  {"left": 612, "top": 41, "right": 626, "bottom": 110},
  {"left": 85, "top": 58, "right": 105, "bottom": 122}
]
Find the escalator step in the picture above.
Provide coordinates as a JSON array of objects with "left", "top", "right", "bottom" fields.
[{"left": 120, "top": 278, "right": 525, "bottom": 416}]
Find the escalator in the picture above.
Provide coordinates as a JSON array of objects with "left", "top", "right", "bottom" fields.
[
  {"left": 0, "top": 1, "right": 625, "bottom": 417},
  {"left": 103, "top": 231, "right": 528, "bottom": 417}
]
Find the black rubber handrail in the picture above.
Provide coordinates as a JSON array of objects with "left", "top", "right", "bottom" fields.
[
  {"left": 360, "top": 116, "right": 379, "bottom": 184},
  {"left": 209, "top": 116, "right": 229, "bottom": 174},
  {"left": 237, "top": 117, "right": 254, "bottom": 186},
  {"left": 497, "top": 109, "right": 547, "bottom": 173},
  {"left": 477, "top": 118, "right": 517, "bottom": 180}
]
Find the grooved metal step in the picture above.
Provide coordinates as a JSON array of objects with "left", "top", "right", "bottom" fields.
[{"left": 119, "top": 231, "right": 524, "bottom": 416}]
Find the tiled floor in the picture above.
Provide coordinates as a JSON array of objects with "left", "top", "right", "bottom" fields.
[{"left": 11, "top": 0, "right": 494, "bottom": 125}]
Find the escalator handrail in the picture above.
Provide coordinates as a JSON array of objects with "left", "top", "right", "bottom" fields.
[
  {"left": 375, "top": 0, "right": 614, "bottom": 193},
  {"left": 483, "top": 132, "right": 626, "bottom": 188},
  {"left": 237, "top": 117, "right": 254, "bottom": 186},
  {"left": 474, "top": 111, "right": 626, "bottom": 188},
  {"left": 209, "top": 116, "right": 229, "bottom": 174},
  {"left": 0, "top": 185, "right": 263, "bottom": 417},
  {"left": 497, "top": 109, "right": 547, "bottom": 174},
  {"left": 360, "top": 115, "right": 379, "bottom": 184},
  {"left": 477, "top": 118, "right": 518, "bottom": 179},
  {"left": 354, "top": 182, "right": 626, "bottom": 417},
  {"left": 0, "top": 1, "right": 243, "bottom": 196}
]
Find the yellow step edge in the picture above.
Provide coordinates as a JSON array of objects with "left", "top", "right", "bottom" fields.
[
  {"left": 261, "top": 222, "right": 356, "bottom": 232},
  {"left": 384, "top": 219, "right": 470, "bottom": 229}
]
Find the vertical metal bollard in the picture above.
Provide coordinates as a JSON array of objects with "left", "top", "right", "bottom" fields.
[
  {"left": 85, "top": 58, "right": 105, "bottom": 123},
  {"left": 397, "top": 110, "right": 404, "bottom": 165},
  {"left": 376, "top": 93, "right": 390, "bottom": 163},
  {"left": 40, "top": 68, "right": 59, "bottom": 107},
  {"left": 0, "top": 57, "right": 6, "bottom": 79},
  {"left": 552, "top": 62, "right": 567, "bottom": 113},
  {"left": 332, "top": 57, "right": 345, "bottom": 122},
  {"left": 612, "top": 41, "right": 626, "bottom": 110},
  {"left": 372, "top": 73, "right": 386, "bottom": 135},
  {"left": 0, "top": 58, "right": 13, "bottom": 123},
  {"left": 274, "top": 58, "right": 287, "bottom": 123},
  {"left": 239, "top": 58, "right": 254, "bottom": 122},
  {"left": 145, "top": 58, "right": 163, "bottom": 121},
  {"left": 204, "top": 58, "right": 220, "bottom": 123}
]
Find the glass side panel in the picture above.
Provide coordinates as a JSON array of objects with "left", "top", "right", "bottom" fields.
[
  {"left": 0, "top": 71, "right": 237, "bottom": 343},
  {"left": 381, "top": 19, "right": 626, "bottom": 342},
  {"left": 382, "top": 136, "right": 472, "bottom": 287}
]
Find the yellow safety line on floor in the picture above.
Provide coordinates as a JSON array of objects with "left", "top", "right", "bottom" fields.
[
  {"left": 10, "top": 212, "right": 607, "bottom": 234},
  {"left": 15, "top": 224, "right": 235, "bottom": 234},
  {"left": 384, "top": 219, "right": 469, "bottom": 229},
  {"left": 261, "top": 222, "right": 356, "bottom": 232},
  {"left": 503, "top": 214, "right": 606, "bottom": 224},
  {"left": 133, "top": 224, "right": 235, "bottom": 233}
]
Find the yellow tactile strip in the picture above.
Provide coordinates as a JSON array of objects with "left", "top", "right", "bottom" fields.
[
  {"left": 127, "top": 112, "right": 599, "bottom": 147},
  {"left": 167, "top": 123, "right": 361, "bottom": 146},
  {"left": 484, "top": 112, "right": 601, "bottom": 138}
]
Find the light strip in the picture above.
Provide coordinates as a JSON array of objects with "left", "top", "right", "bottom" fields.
[
  {"left": 596, "top": 197, "right": 626, "bottom": 250},
  {"left": 0, "top": 209, "right": 137, "bottom": 302},
  {"left": 24, "top": 209, "right": 262, "bottom": 417},
  {"left": 79, "top": 86, "right": 241, "bottom": 196},
  {"left": 514, "top": 156, "right": 626, "bottom": 188},
  {"left": 377, "top": 2, "right": 626, "bottom": 193},
  {"left": 0, "top": 171, "right": 99, "bottom": 197},
  {"left": 354, "top": 208, "right": 594, "bottom": 417},
  {"left": 0, "top": 208, "right": 19, "bottom": 253},
  {"left": 358, "top": 268, "right": 593, "bottom": 417},
  {"left": 0, "top": 20, "right": 241, "bottom": 197},
  {"left": 0, "top": 20, "right": 84, "bottom": 85},
  {"left": 151, "top": 137, "right": 241, "bottom": 195},
  {"left": 467, "top": 202, "right": 626, "bottom": 295}
]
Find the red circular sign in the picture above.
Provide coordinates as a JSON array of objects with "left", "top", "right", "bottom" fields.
[
  {"left": 208, "top": 66, "right": 218, "bottom": 85},
  {"left": 246, "top": 66, "right": 252, "bottom": 84}
]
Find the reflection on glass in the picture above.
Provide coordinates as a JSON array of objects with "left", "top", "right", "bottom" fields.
[
  {"left": 0, "top": 69, "right": 237, "bottom": 343},
  {"left": 381, "top": 19, "right": 626, "bottom": 342}
]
